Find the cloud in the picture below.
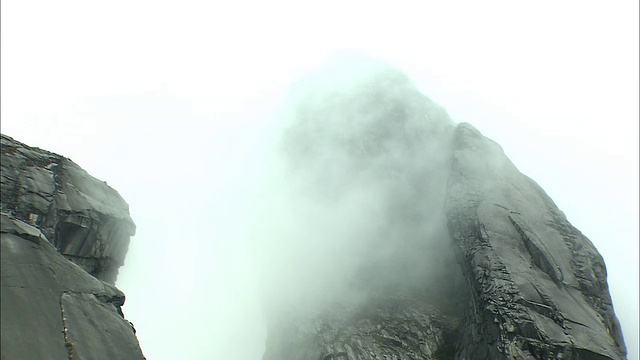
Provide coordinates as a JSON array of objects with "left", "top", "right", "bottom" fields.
[{"left": 251, "top": 57, "right": 464, "bottom": 324}]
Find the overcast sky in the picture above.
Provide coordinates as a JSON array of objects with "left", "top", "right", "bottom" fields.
[{"left": 1, "top": 1, "right": 638, "bottom": 359}]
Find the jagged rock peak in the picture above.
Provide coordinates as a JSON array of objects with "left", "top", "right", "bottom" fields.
[{"left": 260, "top": 62, "right": 627, "bottom": 359}]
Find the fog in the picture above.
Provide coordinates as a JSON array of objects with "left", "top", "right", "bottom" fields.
[
  {"left": 1, "top": 1, "right": 638, "bottom": 359},
  {"left": 253, "top": 59, "right": 459, "bottom": 317}
]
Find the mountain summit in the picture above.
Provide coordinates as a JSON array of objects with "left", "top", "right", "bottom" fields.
[{"left": 259, "top": 62, "right": 627, "bottom": 360}]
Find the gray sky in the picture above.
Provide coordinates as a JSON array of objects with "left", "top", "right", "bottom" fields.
[{"left": 1, "top": 1, "right": 638, "bottom": 359}]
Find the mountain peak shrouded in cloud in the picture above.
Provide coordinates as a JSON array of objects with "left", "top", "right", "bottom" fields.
[
  {"left": 1, "top": 1, "right": 636, "bottom": 358},
  {"left": 254, "top": 59, "right": 464, "bottom": 359},
  {"left": 256, "top": 58, "right": 628, "bottom": 359}
]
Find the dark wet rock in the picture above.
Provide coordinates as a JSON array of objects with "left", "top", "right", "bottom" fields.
[
  {"left": 1, "top": 214, "right": 145, "bottom": 359},
  {"left": 1, "top": 134, "right": 143, "bottom": 359},
  {"left": 1, "top": 134, "right": 135, "bottom": 283},
  {"left": 446, "top": 123, "right": 626, "bottom": 359},
  {"left": 262, "top": 67, "right": 627, "bottom": 359}
]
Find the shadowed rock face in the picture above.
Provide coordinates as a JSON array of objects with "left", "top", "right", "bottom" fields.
[
  {"left": 1, "top": 135, "right": 144, "bottom": 359},
  {"left": 1, "top": 134, "right": 135, "bottom": 283},
  {"left": 261, "top": 66, "right": 627, "bottom": 360}
]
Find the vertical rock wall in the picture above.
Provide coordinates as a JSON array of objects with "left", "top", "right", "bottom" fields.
[
  {"left": 1, "top": 134, "right": 136, "bottom": 283},
  {"left": 1, "top": 134, "right": 145, "bottom": 359}
]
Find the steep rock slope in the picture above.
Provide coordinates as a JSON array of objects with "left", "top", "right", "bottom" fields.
[
  {"left": 446, "top": 123, "right": 626, "bottom": 359},
  {"left": 261, "top": 65, "right": 626, "bottom": 360},
  {"left": 1, "top": 134, "right": 135, "bottom": 283},
  {"left": 1, "top": 135, "right": 144, "bottom": 359}
]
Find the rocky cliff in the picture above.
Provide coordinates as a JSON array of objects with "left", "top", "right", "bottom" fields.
[
  {"left": 1, "top": 134, "right": 144, "bottom": 359},
  {"left": 446, "top": 123, "right": 625, "bottom": 359},
  {"left": 260, "top": 64, "right": 627, "bottom": 360}
]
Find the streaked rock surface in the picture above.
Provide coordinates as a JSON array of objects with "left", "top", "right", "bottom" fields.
[
  {"left": 1, "top": 134, "right": 135, "bottom": 283},
  {"left": 446, "top": 123, "right": 626, "bottom": 359},
  {"left": 1, "top": 135, "right": 144, "bottom": 359}
]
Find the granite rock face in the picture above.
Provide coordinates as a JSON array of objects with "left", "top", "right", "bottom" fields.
[
  {"left": 1, "top": 134, "right": 135, "bottom": 283},
  {"left": 446, "top": 123, "right": 626, "bottom": 359},
  {"left": 261, "top": 65, "right": 627, "bottom": 359},
  {"left": 1, "top": 135, "right": 144, "bottom": 359}
]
